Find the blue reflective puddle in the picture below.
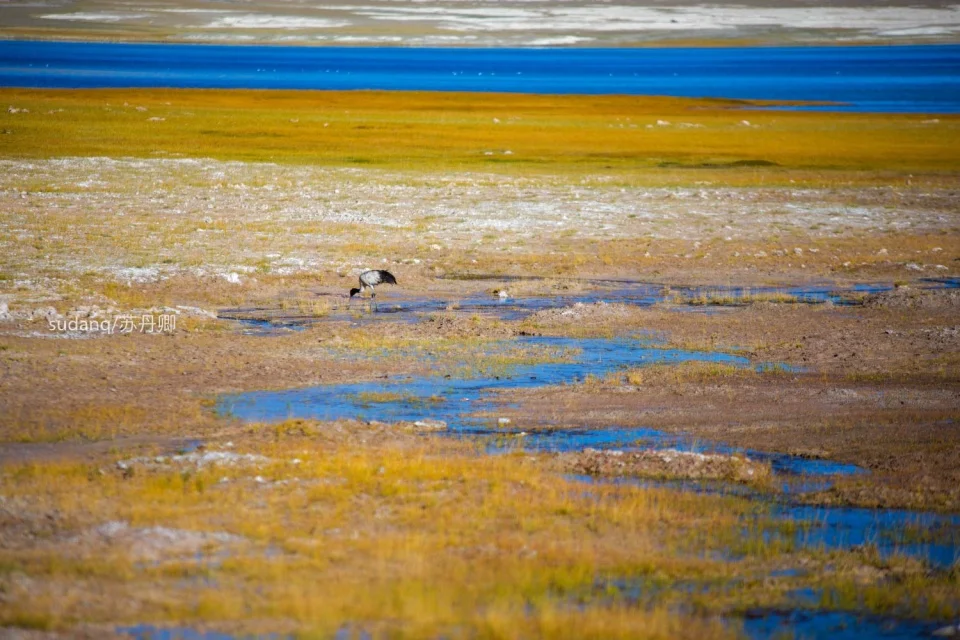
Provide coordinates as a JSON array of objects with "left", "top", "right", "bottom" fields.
[
  {"left": 764, "top": 504, "right": 960, "bottom": 569},
  {"left": 219, "top": 334, "right": 863, "bottom": 475},
  {"left": 574, "top": 475, "right": 960, "bottom": 569},
  {"left": 742, "top": 609, "right": 947, "bottom": 640},
  {"left": 220, "top": 334, "right": 799, "bottom": 442},
  {"left": 118, "top": 606, "right": 954, "bottom": 640},
  {"left": 218, "top": 336, "right": 749, "bottom": 423},
  {"left": 117, "top": 626, "right": 284, "bottom": 640}
]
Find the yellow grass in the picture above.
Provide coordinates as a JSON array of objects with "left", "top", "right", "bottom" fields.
[
  {"left": 678, "top": 289, "right": 799, "bottom": 306},
  {"left": 614, "top": 361, "right": 761, "bottom": 386},
  {"left": 2, "top": 88, "right": 958, "bottom": 183},
  {"left": 3, "top": 433, "right": 955, "bottom": 635},
  {"left": 0, "top": 438, "right": 764, "bottom": 636}
]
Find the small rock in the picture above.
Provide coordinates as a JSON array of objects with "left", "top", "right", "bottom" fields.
[{"left": 413, "top": 419, "right": 447, "bottom": 431}]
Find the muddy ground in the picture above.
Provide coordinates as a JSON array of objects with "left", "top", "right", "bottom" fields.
[
  {"left": 1, "top": 155, "right": 959, "bottom": 636},
  {"left": 499, "top": 288, "right": 960, "bottom": 510},
  {"left": 2, "top": 277, "right": 958, "bottom": 511}
]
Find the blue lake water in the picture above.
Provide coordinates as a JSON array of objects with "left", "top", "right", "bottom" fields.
[{"left": 2, "top": 41, "right": 959, "bottom": 112}]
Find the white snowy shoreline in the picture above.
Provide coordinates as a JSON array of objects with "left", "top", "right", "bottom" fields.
[{"left": 8, "top": 1, "right": 960, "bottom": 46}]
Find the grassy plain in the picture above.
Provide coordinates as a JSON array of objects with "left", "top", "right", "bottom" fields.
[
  {"left": 3, "top": 88, "right": 959, "bottom": 181},
  {"left": 1, "top": 88, "right": 959, "bottom": 637}
]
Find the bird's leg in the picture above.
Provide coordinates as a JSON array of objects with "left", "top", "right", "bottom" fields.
[{"left": 371, "top": 288, "right": 377, "bottom": 312}]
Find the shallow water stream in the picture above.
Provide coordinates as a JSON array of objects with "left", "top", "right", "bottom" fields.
[
  {"left": 219, "top": 277, "right": 959, "bottom": 333},
  {"left": 210, "top": 283, "right": 960, "bottom": 638},
  {"left": 219, "top": 334, "right": 959, "bottom": 568}
]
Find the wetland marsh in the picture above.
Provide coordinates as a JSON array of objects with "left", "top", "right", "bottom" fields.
[{"left": 1, "top": 82, "right": 959, "bottom": 638}]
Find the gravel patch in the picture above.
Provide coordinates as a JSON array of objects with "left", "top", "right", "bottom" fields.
[{"left": 567, "top": 447, "right": 771, "bottom": 483}]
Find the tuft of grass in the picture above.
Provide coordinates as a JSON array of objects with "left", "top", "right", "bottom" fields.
[
  {"left": 280, "top": 294, "right": 333, "bottom": 317},
  {"left": 352, "top": 391, "right": 446, "bottom": 407},
  {"left": 613, "top": 361, "right": 759, "bottom": 386},
  {"left": 0, "top": 611, "right": 57, "bottom": 631},
  {"left": 676, "top": 289, "right": 799, "bottom": 306}
]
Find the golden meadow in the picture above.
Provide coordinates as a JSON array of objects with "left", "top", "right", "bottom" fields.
[{"left": 2, "top": 88, "right": 958, "bottom": 184}]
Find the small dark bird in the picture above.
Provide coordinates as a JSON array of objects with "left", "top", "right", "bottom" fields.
[{"left": 349, "top": 269, "right": 397, "bottom": 308}]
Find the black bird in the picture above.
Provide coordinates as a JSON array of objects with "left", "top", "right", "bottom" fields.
[{"left": 349, "top": 269, "right": 397, "bottom": 307}]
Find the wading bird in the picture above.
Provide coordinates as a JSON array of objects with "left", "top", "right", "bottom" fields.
[{"left": 349, "top": 269, "right": 397, "bottom": 309}]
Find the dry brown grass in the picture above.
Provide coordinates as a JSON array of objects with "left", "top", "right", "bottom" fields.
[{"left": 0, "top": 433, "right": 765, "bottom": 636}]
